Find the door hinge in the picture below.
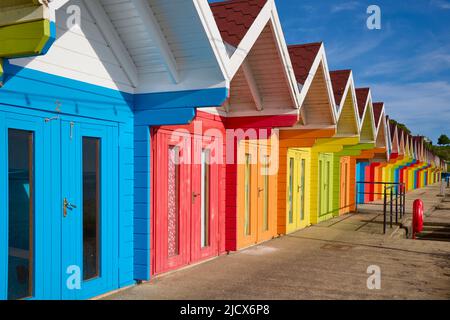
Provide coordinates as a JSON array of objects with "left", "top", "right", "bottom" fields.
[{"left": 44, "top": 116, "right": 60, "bottom": 123}]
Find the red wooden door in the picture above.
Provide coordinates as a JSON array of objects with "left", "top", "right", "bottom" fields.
[
  {"left": 190, "top": 135, "right": 220, "bottom": 262},
  {"left": 152, "top": 129, "right": 221, "bottom": 275},
  {"left": 153, "top": 130, "right": 191, "bottom": 274}
]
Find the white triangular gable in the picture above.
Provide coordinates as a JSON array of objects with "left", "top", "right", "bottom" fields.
[
  {"left": 295, "top": 44, "right": 337, "bottom": 127},
  {"left": 9, "top": 0, "right": 230, "bottom": 94},
  {"left": 359, "top": 91, "right": 376, "bottom": 143},
  {"left": 336, "top": 71, "right": 359, "bottom": 136}
]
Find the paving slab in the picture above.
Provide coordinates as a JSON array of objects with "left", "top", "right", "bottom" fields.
[{"left": 104, "top": 185, "right": 450, "bottom": 300}]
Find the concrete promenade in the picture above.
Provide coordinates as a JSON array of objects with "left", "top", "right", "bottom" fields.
[{"left": 105, "top": 184, "right": 450, "bottom": 300}]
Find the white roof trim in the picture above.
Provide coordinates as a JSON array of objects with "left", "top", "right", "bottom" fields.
[
  {"left": 269, "top": 4, "right": 301, "bottom": 109},
  {"left": 215, "top": 0, "right": 300, "bottom": 111},
  {"left": 83, "top": 0, "right": 139, "bottom": 88},
  {"left": 359, "top": 90, "right": 377, "bottom": 140},
  {"left": 336, "top": 71, "right": 360, "bottom": 135},
  {"left": 194, "top": 0, "right": 231, "bottom": 84},
  {"left": 391, "top": 125, "right": 399, "bottom": 153},
  {"left": 375, "top": 103, "right": 385, "bottom": 137},
  {"left": 131, "top": 0, "right": 179, "bottom": 84},
  {"left": 297, "top": 44, "right": 337, "bottom": 125},
  {"left": 48, "top": 0, "right": 70, "bottom": 10},
  {"left": 228, "top": 0, "right": 273, "bottom": 79}
]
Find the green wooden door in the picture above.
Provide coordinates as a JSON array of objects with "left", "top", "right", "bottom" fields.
[{"left": 318, "top": 153, "right": 333, "bottom": 218}]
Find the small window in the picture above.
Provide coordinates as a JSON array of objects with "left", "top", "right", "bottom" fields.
[
  {"left": 300, "top": 159, "right": 306, "bottom": 221},
  {"left": 288, "top": 158, "right": 294, "bottom": 224},
  {"left": 201, "top": 150, "right": 210, "bottom": 248},
  {"left": 326, "top": 161, "right": 331, "bottom": 213},
  {"left": 82, "top": 137, "right": 101, "bottom": 281},
  {"left": 8, "top": 129, "right": 34, "bottom": 300},
  {"left": 263, "top": 155, "right": 269, "bottom": 231},
  {"left": 244, "top": 154, "right": 251, "bottom": 236},
  {"left": 167, "top": 146, "right": 180, "bottom": 257},
  {"left": 318, "top": 160, "right": 323, "bottom": 215}
]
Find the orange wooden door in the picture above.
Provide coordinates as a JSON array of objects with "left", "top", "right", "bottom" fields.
[
  {"left": 256, "top": 144, "right": 277, "bottom": 243},
  {"left": 237, "top": 140, "right": 277, "bottom": 249},
  {"left": 237, "top": 140, "right": 259, "bottom": 248}
]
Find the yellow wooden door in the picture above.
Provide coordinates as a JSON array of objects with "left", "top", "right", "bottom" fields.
[{"left": 286, "top": 149, "right": 310, "bottom": 233}]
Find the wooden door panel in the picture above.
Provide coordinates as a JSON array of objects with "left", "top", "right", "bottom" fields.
[
  {"left": 153, "top": 131, "right": 190, "bottom": 274},
  {"left": 237, "top": 140, "right": 258, "bottom": 248}
]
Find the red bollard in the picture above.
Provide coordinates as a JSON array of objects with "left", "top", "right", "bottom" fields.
[{"left": 412, "top": 199, "right": 424, "bottom": 239}]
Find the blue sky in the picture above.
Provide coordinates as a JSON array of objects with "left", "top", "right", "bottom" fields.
[{"left": 209, "top": 0, "right": 450, "bottom": 143}]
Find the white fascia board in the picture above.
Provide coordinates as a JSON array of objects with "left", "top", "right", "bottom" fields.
[
  {"left": 365, "top": 94, "right": 377, "bottom": 142},
  {"left": 83, "top": 0, "right": 139, "bottom": 88},
  {"left": 193, "top": 0, "right": 231, "bottom": 85},
  {"left": 385, "top": 117, "right": 392, "bottom": 156},
  {"left": 227, "top": 108, "right": 298, "bottom": 118},
  {"left": 336, "top": 78, "right": 349, "bottom": 116},
  {"left": 379, "top": 112, "right": 388, "bottom": 149},
  {"left": 269, "top": 5, "right": 301, "bottom": 110},
  {"left": 348, "top": 73, "right": 361, "bottom": 133},
  {"left": 359, "top": 97, "right": 376, "bottom": 143},
  {"left": 297, "top": 48, "right": 322, "bottom": 107},
  {"left": 336, "top": 73, "right": 360, "bottom": 136},
  {"left": 358, "top": 94, "right": 370, "bottom": 132},
  {"left": 392, "top": 126, "right": 399, "bottom": 153},
  {"left": 49, "top": 0, "right": 70, "bottom": 10},
  {"left": 228, "top": 0, "right": 273, "bottom": 79},
  {"left": 320, "top": 45, "right": 338, "bottom": 125},
  {"left": 399, "top": 131, "right": 405, "bottom": 155},
  {"left": 376, "top": 108, "right": 385, "bottom": 139},
  {"left": 48, "top": 0, "right": 70, "bottom": 21},
  {"left": 289, "top": 123, "right": 336, "bottom": 131},
  {"left": 131, "top": 0, "right": 179, "bottom": 84},
  {"left": 298, "top": 44, "right": 337, "bottom": 125},
  {"left": 376, "top": 104, "right": 385, "bottom": 137}
]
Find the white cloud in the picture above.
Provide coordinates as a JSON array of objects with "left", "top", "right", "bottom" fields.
[
  {"left": 370, "top": 81, "right": 450, "bottom": 142},
  {"left": 331, "top": 2, "right": 360, "bottom": 13},
  {"left": 431, "top": 0, "right": 450, "bottom": 9},
  {"left": 361, "top": 46, "right": 450, "bottom": 80},
  {"left": 327, "top": 31, "right": 391, "bottom": 65}
]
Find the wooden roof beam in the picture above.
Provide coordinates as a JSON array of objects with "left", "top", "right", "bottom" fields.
[
  {"left": 242, "top": 60, "right": 263, "bottom": 111},
  {"left": 131, "top": 0, "right": 180, "bottom": 84},
  {"left": 83, "top": 0, "right": 139, "bottom": 88}
]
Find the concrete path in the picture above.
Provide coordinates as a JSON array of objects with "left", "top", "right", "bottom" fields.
[{"left": 105, "top": 184, "right": 450, "bottom": 300}]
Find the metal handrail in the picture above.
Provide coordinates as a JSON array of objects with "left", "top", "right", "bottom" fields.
[{"left": 356, "top": 181, "right": 406, "bottom": 234}]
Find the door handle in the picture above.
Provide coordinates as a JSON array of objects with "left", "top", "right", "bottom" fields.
[
  {"left": 63, "top": 198, "right": 77, "bottom": 217},
  {"left": 192, "top": 192, "right": 200, "bottom": 204}
]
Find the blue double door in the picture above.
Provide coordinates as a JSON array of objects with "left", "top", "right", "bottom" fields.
[{"left": 0, "top": 108, "right": 118, "bottom": 300}]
